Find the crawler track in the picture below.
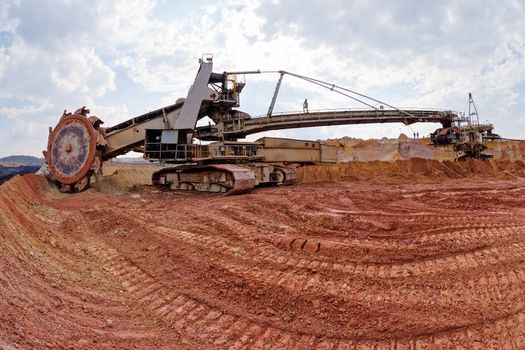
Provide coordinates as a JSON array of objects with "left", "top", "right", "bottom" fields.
[{"left": 1, "top": 173, "right": 525, "bottom": 348}]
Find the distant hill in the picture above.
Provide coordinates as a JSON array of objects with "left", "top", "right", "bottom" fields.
[
  {"left": 0, "top": 165, "right": 41, "bottom": 185},
  {"left": 0, "top": 155, "right": 44, "bottom": 167},
  {"left": 0, "top": 155, "right": 43, "bottom": 185}
]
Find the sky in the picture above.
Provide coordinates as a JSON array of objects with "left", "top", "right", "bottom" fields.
[{"left": 0, "top": 0, "right": 524, "bottom": 157}]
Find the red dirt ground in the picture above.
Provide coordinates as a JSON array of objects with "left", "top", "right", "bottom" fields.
[{"left": 1, "top": 159, "right": 525, "bottom": 349}]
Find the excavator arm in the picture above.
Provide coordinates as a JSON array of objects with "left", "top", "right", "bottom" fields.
[{"left": 195, "top": 108, "right": 459, "bottom": 141}]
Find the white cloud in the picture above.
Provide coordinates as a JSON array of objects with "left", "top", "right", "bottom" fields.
[
  {"left": 0, "top": 0, "right": 19, "bottom": 33},
  {"left": 0, "top": 97, "right": 53, "bottom": 119},
  {"left": 90, "top": 104, "right": 130, "bottom": 127},
  {"left": 1, "top": 0, "right": 525, "bottom": 156},
  {"left": 0, "top": 50, "right": 7, "bottom": 79},
  {"left": 51, "top": 47, "right": 115, "bottom": 97}
]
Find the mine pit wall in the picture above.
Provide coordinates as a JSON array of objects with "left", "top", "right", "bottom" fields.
[
  {"left": 335, "top": 138, "right": 525, "bottom": 162},
  {"left": 296, "top": 158, "right": 525, "bottom": 183},
  {"left": 486, "top": 139, "right": 525, "bottom": 161}
]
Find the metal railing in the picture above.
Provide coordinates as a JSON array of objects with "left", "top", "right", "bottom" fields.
[
  {"left": 145, "top": 144, "right": 210, "bottom": 161},
  {"left": 209, "top": 144, "right": 259, "bottom": 158}
]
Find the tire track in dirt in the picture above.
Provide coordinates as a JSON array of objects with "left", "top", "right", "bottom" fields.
[
  {"left": 87, "top": 240, "right": 525, "bottom": 349},
  {"left": 0, "top": 176, "right": 183, "bottom": 349},
  {"left": 88, "top": 243, "right": 308, "bottom": 349},
  {"left": 2, "top": 173, "right": 525, "bottom": 348},
  {"left": 81, "top": 183, "right": 525, "bottom": 346}
]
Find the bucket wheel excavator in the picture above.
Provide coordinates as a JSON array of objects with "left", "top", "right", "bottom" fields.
[{"left": 44, "top": 54, "right": 463, "bottom": 194}]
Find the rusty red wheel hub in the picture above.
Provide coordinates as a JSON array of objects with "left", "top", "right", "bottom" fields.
[{"left": 46, "top": 114, "right": 97, "bottom": 185}]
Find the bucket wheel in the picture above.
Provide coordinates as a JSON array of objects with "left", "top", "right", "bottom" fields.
[{"left": 45, "top": 107, "right": 105, "bottom": 192}]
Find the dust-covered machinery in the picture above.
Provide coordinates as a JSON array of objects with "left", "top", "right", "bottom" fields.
[
  {"left": 430, "top": 93, "right": 500, "bottom": 161},
  {"left": 44, "top": 55, "right": 464, "bottom": 193}
]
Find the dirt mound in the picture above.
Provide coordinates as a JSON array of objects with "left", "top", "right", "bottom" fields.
[
  {"left": 90, "top": 162, "right": 160, "bottom": 194},
  {"left": 297, "top": 158, "right": 525, "bottom": 182},
  {"left": 2, "top": 172, "right": 525, "bottom": 348}
]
